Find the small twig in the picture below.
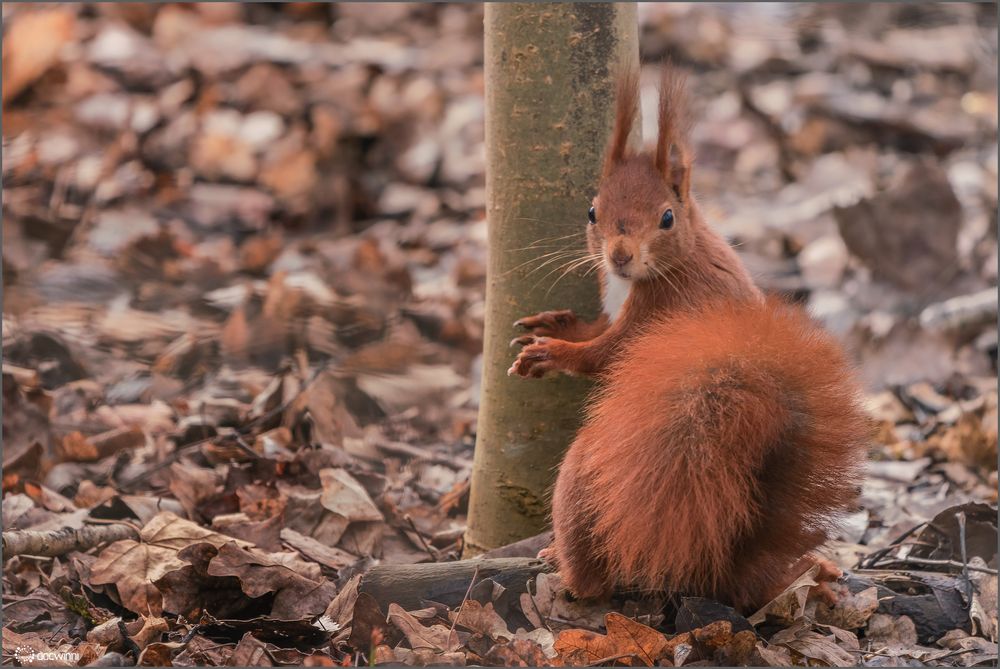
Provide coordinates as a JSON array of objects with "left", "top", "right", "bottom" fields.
[
  {"left": 524, "top": 582, "right": 552, "bottom": 633},
  {"left": 403, "top": 515, "right": 439, "bottom": 563},
  {"left": 873, "top": 556, "right": 998, "bottom": 576},
  {"left": 233, "top": 435, "right": 263, "bottom": 460},
  {"left": 45, "top": 622, "right": 69, "bottom": 645},
  {"left": 957, "top": 511, "right": 973, "bottom": 604},
  {"left": 857, "top": 522, "right": 928, "bottom": 569},
  {"left": 448, "top": 565, "right": 480, "bottom": 638},
  {"left": 178, "top": 624, "right": 201, "bottom": 645}
]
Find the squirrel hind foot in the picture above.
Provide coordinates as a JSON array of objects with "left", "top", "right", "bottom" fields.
[
  {"left": 537, "top": 545, "right": 557, "bottom": 564},
  {"left": 537, "top": 545, "right": 613, "bottom": 600},
  {"left": 552, "top": 553, "right": 616, "bottom": 601},
  {"left": 562, "top": 577, "right": 613, "bottom": 602}
]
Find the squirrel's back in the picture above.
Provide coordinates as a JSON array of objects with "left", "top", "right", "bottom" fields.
[{"left": 551, "top": 296, "right": 870, "bottom": 609}]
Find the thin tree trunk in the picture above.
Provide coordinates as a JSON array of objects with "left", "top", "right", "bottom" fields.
[{"left": 466, "top": 3, "right": 639, "bottom": 554}]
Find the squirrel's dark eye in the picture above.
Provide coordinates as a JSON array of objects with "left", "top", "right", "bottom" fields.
[
  {"left": 659, "top": 208, "right": 674, "bottom": 230},
  {"left": 588, "top": 206, "right": 596, "bottom": 225}
]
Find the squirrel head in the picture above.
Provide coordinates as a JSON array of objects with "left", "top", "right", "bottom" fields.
[{"left": 587, "top": 65, "right": 696, "bottom": 283}]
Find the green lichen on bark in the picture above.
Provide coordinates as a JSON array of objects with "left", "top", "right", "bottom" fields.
[{"left": 465, "top": 3, "right": 639, "bottom": 554}]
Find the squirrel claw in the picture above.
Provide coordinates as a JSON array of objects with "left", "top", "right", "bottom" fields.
[
  {"left": 509, "top": 337, "right": 554, "bottom": 378},
  {"left": 513, "top": 310, "right": 577, "bottom": 337},
  {"left": 510, "top": 335, "right": 536, "bottom": 348}
]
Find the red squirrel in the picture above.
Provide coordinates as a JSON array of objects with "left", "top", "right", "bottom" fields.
[{"left": 507, "top": 66, "right": 870, "bottom": 611}]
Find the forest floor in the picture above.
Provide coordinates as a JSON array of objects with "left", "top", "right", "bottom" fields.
[{"left": 2, "top": 3, "right": 998, "bottom": 667}]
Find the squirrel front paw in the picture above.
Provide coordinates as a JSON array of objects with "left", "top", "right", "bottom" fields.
[
  {"left": 508, "top": 336, "right": 564, "bottom": 378},
  {"left": 808, "top": 557, "right": 844, "bottom": 608},
  {"left": 514, "top": 309, "right": 578, "bottom": 338}
]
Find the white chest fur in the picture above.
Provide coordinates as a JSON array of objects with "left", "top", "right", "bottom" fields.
[{"left": 602, "top": 273, "right": 631, "bottom": 322}]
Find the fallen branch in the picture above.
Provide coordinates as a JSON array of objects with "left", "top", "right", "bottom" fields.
[
  {"left": 359, "top": 557, "right": 550, "bottom": 611},
  {"left": 481, "top": 530, "right": 553, "bottom": 559},
  {"left": 3, "top": 523, "right": 139, "bottom": 559},
  {"left": 357, "top": 558, "right": 971, "bottom": 645}
]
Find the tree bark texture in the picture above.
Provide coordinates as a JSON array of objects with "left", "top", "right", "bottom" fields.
[{"left": 466, "top": 3, "right": 639, "bottom": 554}]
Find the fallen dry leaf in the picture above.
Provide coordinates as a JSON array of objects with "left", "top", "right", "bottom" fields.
[
  {"left": 691, "top": 621, "right": 756, "bottom": 666},
  {"left": 866, "top": 612, "right": 919, "bottom": 649},
  {"left": 748, "top": 563, "right": 821, "bottom": 626},
  {"left": 2, "top": 8, "right": 77, "bottom": 104},
  {"left": 769, "top": 620, "right": 857, "bottom": 667},
  {"left": 90, "top": 512, "right": 241, "bottom": 615},
  {"left": 347, "top": 592, "right": 390, "bottom": 654},
  {"left": 604, "top": 612, "right": 668, "bottom": 666},
  {"left": 553, "top": 628, "right": 613, "bottom": 666},
  {"left": 279, "top": 527, "right": 358, "bottom": 572},
  {"left": 319, "top": 468, "right": 384, "bottom": 523},
  {"left": 127, "top": 615, "right": 169, "bottom": 651},
  {"left": 448, "top": 600, "right": 511, "bottom": 641},
  {"left": 321, "top": 573, "right": 361, "bottom": 634},
  {"left": 483, "top": 637, "right": 551, "bottom": 667},
  {"left": 815, "top": 585, "right": 878, "bottom": 630},
  {"left": 388, "top": 602, "right": 460, "bottom": 654},
  {"left": 168, "top": 461, "right": 219, "bottom": 522},
  {"left": 205, "top": 542, "right": 337, "bottom": 620}
]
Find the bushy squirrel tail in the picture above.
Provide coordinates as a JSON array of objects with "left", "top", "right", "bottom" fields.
[{"left": 554, "top": 297, "right": 870, "bottom": 609}]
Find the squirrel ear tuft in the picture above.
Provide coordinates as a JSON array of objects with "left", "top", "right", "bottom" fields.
[
  {"left": 669, "top": 151, "right": 692, "bottom": 203},
  {"left": 655, "top": 63, "right": 693, "bottom": 201},
  {"left": 602, "top": 65, "right": 640, "bottom": 177}
]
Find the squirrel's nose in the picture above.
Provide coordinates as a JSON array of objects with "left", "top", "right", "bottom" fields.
[{"left": 611, "top": 250, "right": 633, "bottom": 267}]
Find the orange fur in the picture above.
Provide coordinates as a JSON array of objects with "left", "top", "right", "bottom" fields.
[
  {"left": 551, "top": 298, "right": 869, "bottom": 609},
  {"left": 602, "top": 66, "right": 640, "bottom": 178},
  {"left": 510, "top": 64, "right": 870, "bottom": 610}
]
